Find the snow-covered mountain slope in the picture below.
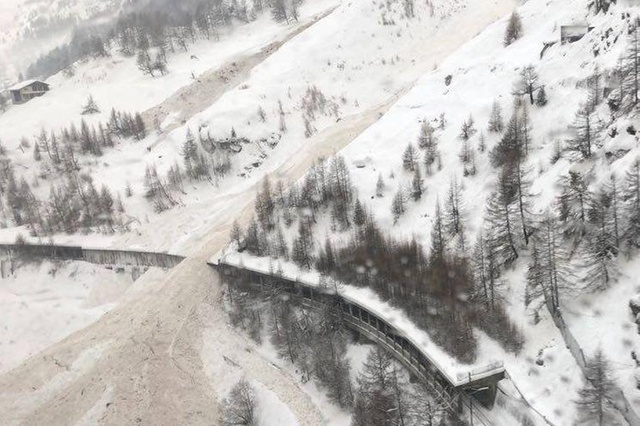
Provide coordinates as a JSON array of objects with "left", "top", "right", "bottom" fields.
[
  {"left": 9, "top": 0, "right": 640, "bottom": 423},
  {"left": 0, "top": 260, "right": 141, "bottom": 374},
  {"left": 0, "top": 0, "right": 339, "bottom": 249},
  {"left": 0, "top": 2, "right": 335, "bottom": 143},
  {"left": 0, "top": 0, "right": 125, "bottom": 82},
  {"left": 112, "top": 0, "right": 518, "bottom": 251},
  {"left": 219, "top": 0, "right": 640, "bottom": 423},
  {"left": 0, "top": 0, "right": 516, "bottom": 254},
  {"left": 332, "top": 3, "right": 640, "bottom": 421},
  {"left": 0, "top": 1, "right": 529, "bottom": 423}
]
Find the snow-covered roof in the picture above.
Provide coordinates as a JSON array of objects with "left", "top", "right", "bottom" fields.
[{"left": 7, "top": 79, "right": 48, "bottom": 91}]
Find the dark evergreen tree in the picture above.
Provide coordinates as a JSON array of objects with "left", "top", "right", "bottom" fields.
[
  {"left": 525, "top": 214, "right": 568, "bottom": 315},
  {"left": 420, "top": 121, "right": 440, "bottom": 175},
  {"left": 512, "top": 160, "right": 533, "bottom": 245},
  {"left": 278, "top": 100, "right": 287, "bottom": 133},
  {"left": 328, "top": 156, "right": 353, "bottom": 230},
  {"left": 270, "top": 0, "right": 289, "bottom": 23},
  {"left": 566, "top": 103, "right": 604, "bottom": 160},
  {"left": 351, "top": 348, "right": 398, "bottom": 426},
  {"left": 153, "top": 52, "right": 168, "bottom": 75},
  {"left": 459, "top": 114, "right": 476, "bottom": 141},
  {"left": 244, "top": 217, "right": 265, "bottom": 255},
  {"left": 136, "top": 49, "right": 154, "bottom": 76},
  {"left": 81, "top": 95, "right": 100, "bottom": 115},
  {"left": 488, "top": 100, "right": 504, "bottom": 133},
  {"left": 624, "top": 159, "right": 640, "bottom": 248},
  {"left": 230, "top": 220, "right": 243, "bottom": 245},
  {"left": 353, "top": 198, "right": 367, "bottom": 227},
  {"left": 445, "top": 177, "right": 463, "bottom": 238},
  {"left": 621, "top": 26, "right": 640, "bottom": 112},
  {"left": 0, "top": 93, "right": 7, "bottom": 112},
  {"left": 460, "top": 139, "right": 477, "bottom": 177},
  {"left": 559, "top": 171, "right": 591, "bottom": 237},
  {"left": 591, "top": 0, "right": 615, "bottom": 13},
  {"left": 402, "top": 143, "right": 418, "bottom": 171},
  {"left": 290, "top": 0, "right": 299, "bottom": 22},
  {"left": 18, "top": 178, "right": 41, "bottom": 235},
  {"left": 273, "top": 225, "right": 289, "bottom": 259},
  {"left": 431, "top": 200, "right": 446, "bottom": 259},
  {"left": 33, "top": 144, "right": 41, "bottom": 162},
  {"left": 485, "top": 168, "right": 519, "bottom": 266},
  {"left": 576, "top": 348, "right": 617, "bottom": 426},
  {"left": 478, "top": 131, "right": 487, "bottom": 153},
  {"left": 79, "top": 119, "right": 101, "bottom": 155},
  {"left": 134, "top": 113, "right": 147, "bottom": 140},
  {"left": 255, "top": 176, "right": 276, "bottom": 231},
  {"left": 292, "top": 220, "right": 314, "bottom": 269},
  {"left": 405, "top": 384, "right": 439, "bottom": 425},
  {"left": 536, "top": 85, "right": 548, "bottom": 106},
  {"left": 491, "top": 109, "right": 524, "bottom": 168},
  {"left": 504, "top": 12, "right": 523, "bottom": 46},
  {"left": 391, "top": 187, "right": 406, "bottom": 224},
  {"left": 513, "top": 65, "right": 541, "bottom": 105},
  {"left": 589, "top": 64, "right": 603, "bottom": 109},
  {"left": 472, "top": 232, "right": 500, "bottom": 309},
  {"left": 584, "top": 186, "right": 619, "bottom": 291},
  {"left": 99, "top": 184, "right": 114, "bottom": 216},
  {"left": 411, "top": 167, "right": 423, "bottom": 201},
  {"left": 550, "top": 139, "right": 563, "bottom": 164},
  {"left": 418, "top": 119, "right": 438, "bottom": 149},
  {"left": 520, "top": 102, "right": 532, "bottom": 156},
  {"left": 375, "top": 173, "right": 385, "bottom": 197},
  {"left": 317, "top": 237, "right": 336, "bottom": 272},
  {"left": 182, "top": 129, "right": 199, "bottom": 179}
]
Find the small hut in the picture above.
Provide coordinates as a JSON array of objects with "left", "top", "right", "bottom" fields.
[
  {"left": 8, "top": 80, "right": 50, "bottom": 104},
  {"left": 560, "top": 25, "right": 593, "bottom": 44}
]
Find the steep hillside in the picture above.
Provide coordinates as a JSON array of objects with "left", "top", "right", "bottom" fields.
[
  {"left": 0, "top": 0, "right": 531, "bottom": 425},
  {"left": 0, "top": 0, "right": 515, "bottom": 254},
  {"left": 225, "top": 0, "right": 640, "bottom": 423},
  {"left": 0, "top": 259, "right": 143, "bottom": 374},
  {"left": 0, "top": 0, "right": 125, "bottom": 82}
]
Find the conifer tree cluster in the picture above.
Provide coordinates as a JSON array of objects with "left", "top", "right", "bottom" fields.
[
  {"left": 216, "top": 8, "right": 640, "bottom": 388},
  {"left": 27, "top": 0, "right": 306, "bottom": 80},
  {"left": 0, "top": 110, "right": 148, "bottom": 236},
  {"left": 238, "top": 156, "right": 356, "bottom": 264},
  {"left": 226, "top": 271, "right": 444, "bottom": 425},
  {"left": 0, "top": 140, "right": 125, "bottom": 236},
  {"left": 352, "top": 348, "right": 441, "bottom": 426},
  {"left": 231, "top": 150, "right": 525, "bottom": 361}
]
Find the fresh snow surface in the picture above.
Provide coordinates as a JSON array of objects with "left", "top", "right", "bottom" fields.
[
  {"left": 0, "top": 2, "right": 335, "bottom": 143},
  {"left": 253, "top": 381, "right": 300, "bottom": 426},
  {"left": 219, "top": 0, "right": 640, "bottom": 423},
  {"left": 9, "top": 0, "right": 635, "bottom": 422},
  {"left": 0, "top": 0, "right": 338, "bottom": 251},
  {"left": 0, "top": 0, "right": 125, "bottom": 82},
  {"left": 0, "top": 0, "right": 516, "bottom": 255},
  {"left": 0, "top": 260, "right": 135, "bottom": 374},
  {"left": 563, "top": 255, "right": 640, "bottom": 411}
]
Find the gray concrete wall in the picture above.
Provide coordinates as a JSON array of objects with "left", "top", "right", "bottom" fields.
[{"left": 0, "top": 244, "right": 185, "bottom": 269}]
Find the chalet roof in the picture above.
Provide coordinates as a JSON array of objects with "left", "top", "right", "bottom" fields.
[
  {"left": 7, "top": 79, "right": 49, "bottom": 92},
  {"left": 561, "top": 22, "right": 589, "bottom": 27}
]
